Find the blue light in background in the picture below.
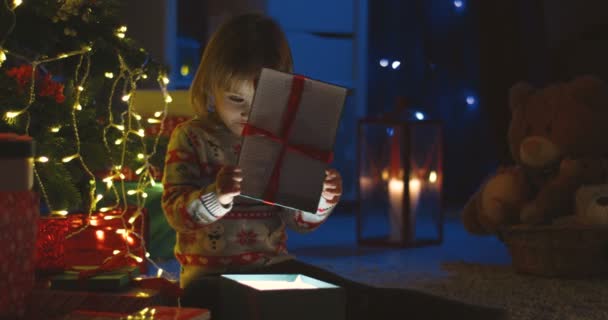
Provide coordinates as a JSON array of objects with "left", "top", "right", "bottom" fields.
[
  {"left": 386, "top": 127, "right": 394, "bottom": 136},
  {"left": 391, "top": 60, "right": 401, "bottom": 70},
  {"left": 453, "top": 0, "right": 464, "bottom": 9},
  {"left": 414, "top": 112, "right": 425, "bottom": 120},
  {"left": 466, "top": 95, "right": 476, "bottom": 106},
  {"left": 379, "top": 58, "right": 389, "bottom": 67}
]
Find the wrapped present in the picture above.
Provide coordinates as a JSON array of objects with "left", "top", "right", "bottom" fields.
[
  {"left": 64, "top": 206, "right": 149, "bottom": 273},
  {"left": 218, "top": 274, "right": 345, "bottom": 320},
  {"left": 36, "top": 216, "right": 69, "bottom": 272},
  {"left": 50, "top": 265, "right": 140, "bottom": 291},
  {"left": 25, "top": 286, "right": 166, "bottom": 318},
  {"left": 61, "top": 307, "right": 210, "bottom": 320},
  {"left": 0, "top": 133, "right": 39, "bottom": 319},
  {"left": 0, "top": 191, "right": 39, "bottom": 318},
  {"left": 237, "top": 68, "right": 347, "bottom": 213}
]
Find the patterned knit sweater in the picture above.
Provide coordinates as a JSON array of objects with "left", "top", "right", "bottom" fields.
[{"left": 161, "top": 114, "right": 335, "bottom": 287}]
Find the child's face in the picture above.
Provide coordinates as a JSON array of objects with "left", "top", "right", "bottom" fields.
[{"left": 215, "top": 80, "right": 255, "bottom": 136}]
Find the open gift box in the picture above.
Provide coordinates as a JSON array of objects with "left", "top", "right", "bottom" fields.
[{"left": 218, "top": 274, "right": 345, "bottom": 320}]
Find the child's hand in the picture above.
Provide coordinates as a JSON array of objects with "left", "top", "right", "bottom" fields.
[
  {"left": 322, "top": 169, "right": 342, "bottom": 206},
  {"left": 216, "top": 166, "right": 242, "bottom": 206}
]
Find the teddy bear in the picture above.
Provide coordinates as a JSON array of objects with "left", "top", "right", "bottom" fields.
[{"left": 462, "top": 75, "right": 608, "bottom": 234}]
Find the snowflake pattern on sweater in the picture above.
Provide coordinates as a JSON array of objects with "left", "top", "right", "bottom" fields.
[{"left": 161, "top": 115, "right": 335, "bottom": 285}]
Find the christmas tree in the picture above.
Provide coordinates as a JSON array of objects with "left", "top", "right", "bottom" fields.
[{"left": 0, "top": 0, "right": 170, "bottom": 214}]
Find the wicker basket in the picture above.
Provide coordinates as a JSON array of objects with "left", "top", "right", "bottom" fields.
[{"left": 500, "top": 224, "right": 608, "bottom": 278}]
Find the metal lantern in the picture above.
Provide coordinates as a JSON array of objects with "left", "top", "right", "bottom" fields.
[{"left": 357, "top": 118, "right": 443, "bottom": 247}]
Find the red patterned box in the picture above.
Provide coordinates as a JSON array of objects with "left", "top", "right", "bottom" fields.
[
  {"left": 64, "top": 207, "right": 149, "bottom": 273},
  {"left": 0, "top": 191, "right": 39, "bottom": 318}
]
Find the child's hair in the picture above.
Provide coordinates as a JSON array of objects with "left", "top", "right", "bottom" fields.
[{"left": 190, "top": 13, "right": 294, "bottom": 118}]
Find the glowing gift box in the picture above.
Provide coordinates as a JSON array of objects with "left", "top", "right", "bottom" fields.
[
  {"left": 218, "top": 274, "right": 345, "bottom": 320},
  {"left": 238, "top": 68, "right": 348, "bottom": 213},
  {"left": 357, "top": 119, "right": 444, "bottom": 247}
]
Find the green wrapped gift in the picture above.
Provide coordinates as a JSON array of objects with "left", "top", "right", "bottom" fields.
[{"left": 50, "top": 266, "right": 140, "bottom": 291}]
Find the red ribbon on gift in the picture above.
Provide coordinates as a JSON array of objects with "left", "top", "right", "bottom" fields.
[{"left": 241, "top": 75, "right": 333, "bottom": 205}]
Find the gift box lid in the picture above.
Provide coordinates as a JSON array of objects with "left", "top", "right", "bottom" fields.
[{"left": 0, "top": 133, "right": 34, "bottom": 157}]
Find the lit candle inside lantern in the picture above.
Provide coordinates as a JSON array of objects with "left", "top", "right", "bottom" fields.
[
  {"left": 388, "top": 127, "right": 403, "bottom": 242},
  {"left": 388, "top": 178, "right": 404, "bottom": 242}
]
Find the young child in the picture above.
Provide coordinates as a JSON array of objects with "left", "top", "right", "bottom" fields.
[{"left": 162, "top": 13, "right": 506, "bottom": 320}]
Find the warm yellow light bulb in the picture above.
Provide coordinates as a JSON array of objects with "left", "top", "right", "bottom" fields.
[
  {"left": 96, "top": 194, "right": 103, "bottom": 201},
  {"left": 164, "top": 95, "right": 173, "bottom": 103},
  {"left": 381, "top": 168, "right": 389, "bottom": 181},
  {"left": 5, "top": 111, "right": 22, "bottom": 119},
  {"left": 99, "top": 207, "right": 111, "bottom": 213},
  {"left": 74, "top": 103, "right": 82, "bottom": 110},
  {"left": 37, "top": 156, "right": 49, "bottom": 163},
  {"left": 119, "top": 173, "right": 126, "bottom": 180},
  {"left": 429, "top": 171, "right": 438, "bottom": 183},
  {"left": 137, "top": 129, "right": 145, "bottom": 137},
  {"left": 77, "top": 86, "right": 84, "bottom": 92},
  {"left": 113, "top": 250, "right": 121, "bottom": 255},
  {"left": 161, "top": 76, "right": 170, "bottom": 85},
  {"left": 119, "top": 26, "right": 127, "bottom": 33},
  {"left": 137, "top": 153, "right": 145, "bottom": 159},
  {"left": 142, "top": 74, "right": 148, "bottom": 79},
  {"left": 122, "top": 93, "right": 131, "bottom": 102},
  {"left": 127, "top": 190, "right": 137, "bottom": 195},
  {"left": 133, "top": 113, "right": 142, "bottom": 121},
  {"left": 115, "top": 125, "right": 125, "bottom": 131},
  {"left": 53, "top": 210, "right": 68, "bottom": 216},
  {"left": 147, "top": 118, "right": 161, "bottom": 124},
  {"left": 180, "top": 65, "right": 190, "bottom": 76},
  {"left": 104, "top": 72, "right": 114, "bottom": 79},
  {"left": 58, "top": 53, "right": 68, "bottom": 59},
  {"left": 50, "top": 126, "right": 61, "bottom": 133},
  {"left": 0, "top": 50, "right": 6, "bottom": 66},
  {"left": 142, "top": 192, "right": 148, "bottom": 198},
  {"left": 154, "top": 111, "right": 163, "bottom": 118},
  {"left": 114, "top": 138, "right": 123, "bottom": 145},
  {"left": 12, "top": 0, "right": 22, "bottom": 8},
  {"left": 62, "top": 154, "right": 78, "bottom": 163}
]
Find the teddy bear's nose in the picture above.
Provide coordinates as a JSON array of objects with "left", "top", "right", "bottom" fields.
[
  {"left": 522, "top": 140, "right": 542, "bottom": 156},
  {"left": 596, "top": 196, "right": 608, "bottom": 206}
]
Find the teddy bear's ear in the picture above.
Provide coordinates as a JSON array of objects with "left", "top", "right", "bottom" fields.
[
  {"left": 569, "top": 75, "right": 608, "bottom": 110},
  {"left": 509, "top": 82, "right": 534, "bottom": 112}
]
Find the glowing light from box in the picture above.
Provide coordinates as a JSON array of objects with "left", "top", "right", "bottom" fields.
[
  {"left": 237, "top": 275, "right": 318, "bottom": 290},
  {"left": 429, "top": 171, "right": 438, "bottom": 183}
]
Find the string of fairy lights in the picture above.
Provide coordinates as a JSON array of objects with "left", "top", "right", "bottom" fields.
[{"left": 0, "top": 0, "right": 173, "bottom": 279}]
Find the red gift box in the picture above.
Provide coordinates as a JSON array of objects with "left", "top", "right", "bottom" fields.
[
  {"left": 64, "top": 206, "right": 149, "bottom": 273},
  {"left": 35, "top": 216, "right": 69, "bottom": 272},
  {"left": 0, "top": 191, "right": 39, "bottom": 318}
]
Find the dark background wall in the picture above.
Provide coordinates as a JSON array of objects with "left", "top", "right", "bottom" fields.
[{"left": 122, "top": 0, "right": 608, "bottom": 211}]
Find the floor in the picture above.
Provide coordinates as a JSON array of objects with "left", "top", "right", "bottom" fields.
[{"left": 152, "top": 209, "right": 608, "bottom": 320}]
